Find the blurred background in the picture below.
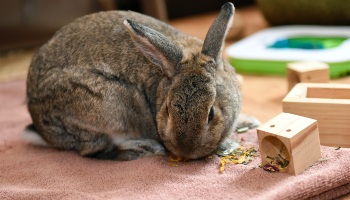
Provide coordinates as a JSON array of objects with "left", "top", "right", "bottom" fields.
[
  {"left": 0, "top": 0, "right": 256, "bottom": 51},
  {"left": 2, "top": 0, "right": 350, "bottom": 51}
]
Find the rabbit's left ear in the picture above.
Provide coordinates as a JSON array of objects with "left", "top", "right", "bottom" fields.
[
  {"left": 124, "top": 19, "right": 183, "bottom": 78},
  {"left": 201, "top": 2, "right": 234, "bottom": 68}
]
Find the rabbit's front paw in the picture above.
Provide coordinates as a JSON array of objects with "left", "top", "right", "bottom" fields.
[
  {"left": 236, "top": 113, "right": 261, "bottom": 131},
  {"left": 215, "top": 139, "right": 240, "bottom": 156}
]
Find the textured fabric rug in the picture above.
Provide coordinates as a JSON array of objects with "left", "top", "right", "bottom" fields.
[{"left": 1, "top": 79, "right": 350, "bottom": 200}]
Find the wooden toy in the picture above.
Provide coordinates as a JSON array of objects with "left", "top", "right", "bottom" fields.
[
  {"left": 257, "top": 112, "right": 321, "bottom": 175},
  {"left": 283, "top": 83, "right": 350, "bottom": 147},
  {"left": 287, "top": 61, "right": 329, "bottom": 90}
]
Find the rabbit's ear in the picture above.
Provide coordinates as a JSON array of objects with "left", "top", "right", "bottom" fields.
[
  {"left": 201, "top": 2, "right": 234, "bottom": 67},
  {"left": 124, "top": 19, "right": 183, "bottom": 78}
]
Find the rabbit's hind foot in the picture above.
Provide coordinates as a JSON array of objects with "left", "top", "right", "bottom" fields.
[{"left": 88, "top": 139, "right": 166, "bottom": 161}]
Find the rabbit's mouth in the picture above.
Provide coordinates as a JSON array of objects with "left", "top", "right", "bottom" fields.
[
  {"left": 169, "top": 153, "right": 203, "bottom": 162},
  {"left": 169, "top": 153, "right": 190, "bottom": 162}
]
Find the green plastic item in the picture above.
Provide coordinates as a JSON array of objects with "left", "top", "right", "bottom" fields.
[{"left": 229, "top": 58, "right": 350, "bottom": 79}]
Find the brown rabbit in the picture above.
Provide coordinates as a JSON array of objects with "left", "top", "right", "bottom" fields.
[{"left": 24, "top": 2, "right": 258, "bottom": 160}]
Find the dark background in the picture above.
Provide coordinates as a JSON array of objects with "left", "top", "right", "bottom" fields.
[{"left": 0, "top": 0, "right": 255, "bottom": 51}]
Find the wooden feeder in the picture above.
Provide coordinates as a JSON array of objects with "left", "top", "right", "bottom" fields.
[
  {"left": 287, "top": 61, "right": 329, "bottom": 91},
  {"left": 257, "top": 112, "right": 321, "bottom": 175},
  {"left": 283, "top": 83, "right": 350, "bottom": 147}
]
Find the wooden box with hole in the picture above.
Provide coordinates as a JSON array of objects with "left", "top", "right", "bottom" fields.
[
  {"left": 283, "top": 83, "right": 350, "bottom": 147},
  {"left": 257, "top": 112, "right": 321, "bottom": 175},
  {"left": 287, "top": 61, "right": 329, "bottom": 91}
]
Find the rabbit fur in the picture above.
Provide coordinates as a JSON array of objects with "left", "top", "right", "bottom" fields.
[{"left": 25, "top": 2, "right": 254, "bottom": 160}]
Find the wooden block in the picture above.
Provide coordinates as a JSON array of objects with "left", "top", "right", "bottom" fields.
[
  {"left": 287, "top": 61, "right": 329, "bottom": 90},
  {"left": 283, "top": 83, "right": 350, "bottom": 147},
  {"left": 257, "top": 112, "right": 321, "bottom": 175}
]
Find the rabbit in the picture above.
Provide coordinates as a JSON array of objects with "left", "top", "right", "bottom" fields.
[{"left": 24, "top": 2, "right": 259, "bottom": 161}]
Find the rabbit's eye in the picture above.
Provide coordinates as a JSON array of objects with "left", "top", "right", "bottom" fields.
[
  {"left": 208, "top": 106, "right": 214, "bottom": 123},
  {"left": 208, "top": 59, "right": 216, "bottom": 65}
]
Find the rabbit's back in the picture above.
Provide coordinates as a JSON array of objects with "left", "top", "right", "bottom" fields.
[
  {"left": 32, "top": 11, "right": 201, "bottom": 72},
  {"left": 28, "top": 11, "right": 203, "bottom": 101}
]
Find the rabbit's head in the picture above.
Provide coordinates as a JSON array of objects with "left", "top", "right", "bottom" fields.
[{"left": 124, "top": 2, "right": 240, "bottom": 159}]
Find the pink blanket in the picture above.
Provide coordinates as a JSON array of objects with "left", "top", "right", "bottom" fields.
[{"left": 1, "top": 80, "right": 350, "bottom": 199}]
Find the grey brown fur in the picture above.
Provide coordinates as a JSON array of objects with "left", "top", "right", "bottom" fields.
[{"left": 26, "top": 2, "right": 252, "bottom": 160}]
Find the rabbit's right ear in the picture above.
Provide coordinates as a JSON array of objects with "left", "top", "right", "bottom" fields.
[
  {"left": 202, "top": 2, "right": 234, "bottom": 69},
  {"left": 124, "top": 19, "right": 183, "bottom": 78}
]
